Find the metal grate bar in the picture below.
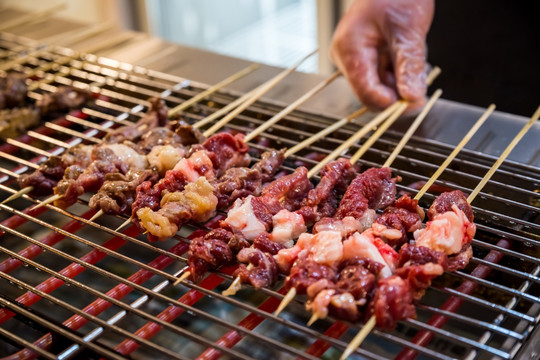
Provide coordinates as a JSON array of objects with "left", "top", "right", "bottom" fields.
[
  {"left": 451, "top": 271, "right": 539, "bottom": 304},
  {"left": 406, "top": 319, "right": 511, "bottom": 359},
  {"left": 433, "top": 287, "right": 535, "bottom": 323},
  {"left": 416, "top": 304, "right": 524, "bottom": 340},
  {"left": 43, "top": 122, "right": 101, "bottom": 143},
  {"left": 0, "top": 297, "right": 127, "bottom": 360}
]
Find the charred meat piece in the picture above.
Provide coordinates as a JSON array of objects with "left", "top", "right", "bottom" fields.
[
  {"left": 137, "top": 177, "right": 218, "bottom": 242},
  {"left": 225, "top": 167, "right": 313, "bottom": 239},
  {"left": 198, "top": 132, "right": 250, "bottom": 177},
  {"left": 296, "top": 158, "right": 358, "bottom": 224},
  {"left": 104, "top": 97, "right": 169, "bottom": 144},
  {"left": 286, "top": 258, "right": 338, "bottom": 294},
  {"left": 36, "top": 86, "right": 93, "bottom": 115},
  {"left": 174, "top": 120, "right": 206, "bottom": 145},
  {"left": 188, "top": 228, "right": 236, "bottom": 283},
  {"left": 0, "top": 73, "right": 27, "bottom": 109},
  {"left": 54, "top": 144, "right": 146, "bottom": 208},
  {"left": 234, "top": 247, "right": 280, "bottom": 289},
  {"left": 215, "top": 149, "right": 285, "bottom": 209},
  {"left": 397, "top": 244, "right": 448, "bottom": 299},
  {"left": 369, "top": 275, "right": 416, "bottom": 330},
  {"left": 17, "top": 145, "right": 93, "bottom": 197},
  {"left": 89, "top": 169, "right": 158, "bottom": 216}
]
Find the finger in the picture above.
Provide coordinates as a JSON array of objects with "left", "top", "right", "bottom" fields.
[
  {"left": 383, "top": 1, "right": 434, "bottom": 104},
  {"left": 392, "top": 34, "right": 428, "bottom": 104},
  {"left": 333, "top": 44, "right": 397, "bottom": 110},
  {"left": 377, "top": 49, "right": 396, "bottom": 90}
]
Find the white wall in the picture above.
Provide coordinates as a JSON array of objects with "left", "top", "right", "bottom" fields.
[{"left": 0, "top": 0, "right": 134, "bottom": 27}]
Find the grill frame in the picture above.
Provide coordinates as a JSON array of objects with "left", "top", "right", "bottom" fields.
[{"left": 0, "top": 32, "right": 538, "bottom": 360}]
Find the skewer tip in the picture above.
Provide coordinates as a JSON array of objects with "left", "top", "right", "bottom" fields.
[
  {"left": 1, "top": 186, "right": 33, "bottom": 204},
  {"left": 339, "top": 315, "right": 376, "bottom": 360},
  {"left": 115, "top": 216, "right": 132, "bottom": 232},
  {"left": 88, "top": 209, "right": 104, "bottom": 223},
  {"left": 30, "top": 193, "right": 61, "bottom": 211},
  {"left": 307, "top": 313, "right": 319, "bottom": 327},
  {"left": 222, "top": 275, "right": 242, "bottom": 297},
  {"left": 274, "top": 288, "right": 296, "bottom": 316},
  {"left": 173, "top": 270, "right": 191, "bottom": 286}
]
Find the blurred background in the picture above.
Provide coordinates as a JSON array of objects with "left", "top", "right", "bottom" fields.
[{"left": 1, "top": 0, "right": 539, "bottom": 116}]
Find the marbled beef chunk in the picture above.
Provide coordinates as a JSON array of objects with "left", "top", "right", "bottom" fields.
[
  {"left": 369, "top": 275, "right": 416, "bottom": 330},
  {"left": 376, "top": 194, "right": 423, "bottom": 248},
  {"left": 286, "top": 258, "right": 338, "bottom": 294},
  {"left": 104, "top": 97, "right": 169, "bottom": 144},
  {"left": 428, "top": 190, "right": 473, "bottom": 222},
  {"left": 335, "top": 167, "right": 398, "bottom": 220}
]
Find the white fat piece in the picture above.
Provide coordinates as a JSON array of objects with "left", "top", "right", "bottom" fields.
[
  {"left": 343, "top": 232, "right": 393, "bottom": 278},
  {"left": 147, "top": 145, "right": 186, "bottom": 175},
  {"left": 225, "top": 195, "right": 266, "bottom": 240},
  {"left": 270, "top": 209, "right": 306, "bottom": 248},
  {"left": 297, "top": 230, "right": 343, "bottom": 266},
  {"left": 414, "top": 205, "right": 470, "bottom": 255},
  {"left": 104, "top": 143, "right": 147, "bottom": 170}
]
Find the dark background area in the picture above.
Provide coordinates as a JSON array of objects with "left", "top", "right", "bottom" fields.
[{"left": 426, "top": 1, "right": 540, "bottom": 116}]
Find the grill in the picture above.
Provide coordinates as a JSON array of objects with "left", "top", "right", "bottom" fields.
[{"left": 0, "top": 32, "right": 539, "bottom": 360}]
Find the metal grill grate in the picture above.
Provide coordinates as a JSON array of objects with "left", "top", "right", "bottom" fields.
[{"left": 0, "top": 33, "right": 538, "bottom": 360}]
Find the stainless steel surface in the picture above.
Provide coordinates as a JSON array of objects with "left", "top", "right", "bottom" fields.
[{"left": 0, "top": 33, "right": 538, "bottom": 360}]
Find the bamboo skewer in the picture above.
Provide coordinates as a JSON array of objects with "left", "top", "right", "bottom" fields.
[
  {"left": 243, "top": 71, "right": 341, "bottom": 143},
  {"left": 382, "top": 89, "right": 443, "bottom": 168},
  {"left": 306, "top": 102, "right": 401, "bottom": 178},
  {"left": 167, "top": 63, "right": 260, "bottom": 117},
  {"left": 284, "top": 108, "right": 368, "bottom": 157},
  {"left": 466, "top": 105, "right": 540, "bottom": 203},
  {"left": 413, "top": 104, "right": 496, "bottom": 201},
  {"left": 202, "top": 49, "right": 318, "bottom": 137},
  {"left": 29, "top": 194, "right": 62, "bottom": 211},
  {"left": 340, "top": 104, "right": 539, "bottom": 360},
  {"left": 1, "top": 186, "right": 33, "bottom": 205},
  {"left": 347, "top": 101, "right": 409, "bottom": 164},
  {"left": 274, "top": 90, "right": 442, "bottom": 318}
]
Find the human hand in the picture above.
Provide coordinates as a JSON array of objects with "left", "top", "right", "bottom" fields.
[{"left": 331, "top": 0, "right": 434, "bottom": 110}]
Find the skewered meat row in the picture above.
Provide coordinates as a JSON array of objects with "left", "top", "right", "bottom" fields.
[
  {"left": 185, "top": 162, "right": 390, "bottom": 288},
  {"left": 0, "top": 85, "right": 93, "bottom": 139},
  {"left": 186, "top": 166, "right": 314, "bottom": 283},
  {"left": 54, "top": 107, "right": 213, "bottom": 211},
  {"left": 136, "top": 147, "right": 286, "bottom": 242},
  {"left": 303, "top": 190, "right": 475, "bottom": 330},
  {"left": 131, "top": 132, "right": 252, "bottom": 239},
  {"left": 235, "top": 167, "right": 398, "bottom": 291},
  {"left": 18, "top": 97, "right": 170, "bottom": 197}
]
